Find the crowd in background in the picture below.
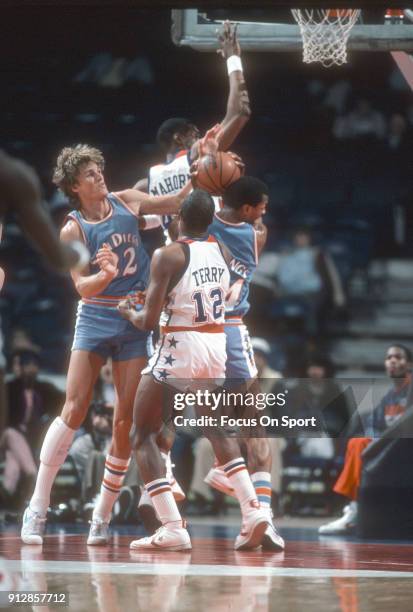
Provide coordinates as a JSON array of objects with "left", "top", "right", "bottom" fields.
[{"left": 1, "top": 8, "right": 413, "bottom": 529}]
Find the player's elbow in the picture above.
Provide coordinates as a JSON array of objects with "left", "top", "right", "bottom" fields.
[{"left": 74, "top": 282, "right": 94, "bottom": 299}]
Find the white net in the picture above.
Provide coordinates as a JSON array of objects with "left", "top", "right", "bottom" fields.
[{"left": 291, "top": 9, "right": 361, "bottom": 68}]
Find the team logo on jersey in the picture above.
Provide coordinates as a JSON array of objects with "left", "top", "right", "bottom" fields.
[
  {"left": 110, "top": 233, "right": 139, "bottom": 248},
  {"left": 230, "top": 257, "right": 249, "bottom": 279}
]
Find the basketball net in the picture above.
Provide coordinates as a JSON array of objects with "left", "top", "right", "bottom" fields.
[{"left": 291, "top": 9, "right": 361, "bottom": 68}]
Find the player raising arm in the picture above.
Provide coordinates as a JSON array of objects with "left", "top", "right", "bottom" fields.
[{"left": 135, "top": 21, "right": 250, "bottom": 239}]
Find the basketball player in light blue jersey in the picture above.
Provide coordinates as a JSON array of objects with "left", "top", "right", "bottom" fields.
[
  {"left": 21, "top": 144, "right": 192, "bottom": 546},
  {"left": 207, "top": 175, "right": 285, "bottom": 551},
  {"left": 134, "top": 21, "right": 251, "bottom": 239}
]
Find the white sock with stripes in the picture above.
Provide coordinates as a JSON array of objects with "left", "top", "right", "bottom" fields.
[
  {"left": 251, "top": 472, "right": 272, "bottom": 513},
  {"left": 93, "top": 455, "right": 130, "bottom": 523},
  {"left": 145, "top": 478, "right": 182, "bottom": 527},
  {"left": 222, "top": 457, "right": 260, "bottom": 519}
]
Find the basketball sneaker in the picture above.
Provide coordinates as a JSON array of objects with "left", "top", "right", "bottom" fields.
[
  {"left": 21, "top": 507, "right": 46, "bottom": 545},
  {"left": 87, "top": 518, "right": 110, "bottom": 546},
  {"left": 204, "top": 466, "right": 236, "bottom": 498},
  {"left": 318, "top": 501, "right": 358, "bottom": 535},
  {"left": 234, "top": 509, "right": 270, "bottom": 551},
  {"left": 130, "top": 521, "right": 192, "bottom": 552},
  {"left": 257, "top": 508, "right": 285, "bottom": 550}
]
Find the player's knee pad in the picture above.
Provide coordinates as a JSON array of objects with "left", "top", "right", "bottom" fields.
[{"left": 40, "top": 417, "right": 76, "bottom": 466}]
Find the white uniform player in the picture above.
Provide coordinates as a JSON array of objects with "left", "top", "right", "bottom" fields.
[
  {"left": 148, "top": 150, "right": 222, "bottom": 242},
  {"left": 143, "top": 235, "right": 230, "bottom": 384}
]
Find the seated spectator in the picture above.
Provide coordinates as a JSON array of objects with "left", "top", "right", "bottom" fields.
[
  {"left": 69, "top": 401, "right": 113, "bottom": 504},
  {"left": 318, "top": 344, "right": 412, "bottom": 535},
  {"left": 0, "top": 349, "right": 64, "bottom": 508},
  {"left": 70, "top": 362, "right": 140, "bottom": 522},
  {"left": 93, "top": 358, "right": 115, "bottom": 407},
  {"left": 333, "top": 98, "right": 386, "bottom": 141},
  {"left": 274, "top": 228, "right": 345, "bottom": 336},
  {"left": 9, "top": 328, "right": 41, "bottom": 370}
]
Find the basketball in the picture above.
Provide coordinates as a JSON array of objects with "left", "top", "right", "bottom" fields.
[{"left": 192, "top": 151, "right": 243, "bottom": 195}]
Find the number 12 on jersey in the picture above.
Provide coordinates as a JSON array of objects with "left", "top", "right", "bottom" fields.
[{"left": 192, "top": 287, "right": 224, "bottom": 323}]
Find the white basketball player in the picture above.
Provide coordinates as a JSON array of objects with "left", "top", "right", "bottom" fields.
[{"left": 118, "top": 189, "right": 270, "bottom": 551}]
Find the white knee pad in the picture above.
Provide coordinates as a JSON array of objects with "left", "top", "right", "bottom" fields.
[{"left": 40, "top": 417, "right": 76, "bottom": 466}]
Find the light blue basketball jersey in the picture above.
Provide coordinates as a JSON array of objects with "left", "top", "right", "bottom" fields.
[
  {"left": 68, "top": 193, "right": 149, "bottom": 297},
  {"left": 208, "top": 213, "right": 258, "bottom": 318}
]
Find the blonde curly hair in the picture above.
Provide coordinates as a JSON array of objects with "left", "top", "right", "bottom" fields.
[{"left": 53, "top": 144, "right": 104, "bottom": 205}]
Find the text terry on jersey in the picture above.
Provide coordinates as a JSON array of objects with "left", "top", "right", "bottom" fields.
[{"left": 192, "top": 266, "right": 225, "bottom": 286}]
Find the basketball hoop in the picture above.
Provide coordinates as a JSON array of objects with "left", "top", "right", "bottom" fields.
[{"left": 291, "top": 9, "right": 361, "bottom": 68}]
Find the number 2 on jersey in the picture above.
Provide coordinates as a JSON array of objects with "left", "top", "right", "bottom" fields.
[{"left": 123, "top": 247, "right": 137, "bottom": 276}]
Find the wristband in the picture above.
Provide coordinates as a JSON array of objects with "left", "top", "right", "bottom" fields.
[
  {"left": 69, "top": 240, "right": 90, "bottom": 271},
  {"left": 143, "top": 214, "right": 162, "bottom": 230},
  {"left": 227, "top": 55, "right": 243, "bottom": 75}
]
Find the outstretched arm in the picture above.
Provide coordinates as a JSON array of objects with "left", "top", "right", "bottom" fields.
[
  {"left": 114, "top": 180, "right": 191, "bottom": 217},
  {"left": 118, "top": 243, "right": 185, "bottom": 330},
  {"left": 190, "top": 21, "right": 250, "bottom": 161},
  {"left": 0, "top": 150, "right": 89, "bottom": 272},
  {"left": 218, "top": 21, "right": 251, "bottom": 150}
]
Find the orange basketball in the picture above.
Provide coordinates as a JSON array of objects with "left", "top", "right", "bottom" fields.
[{"left": 192, "top": 151, "right": 243, "bottom": 196}]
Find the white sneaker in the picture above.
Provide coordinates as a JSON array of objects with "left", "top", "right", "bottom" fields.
[
  {"left": 318, "top": 502, "right": 358, "bottom": 535},
  {"left": 261, "top": 510, "right": 285, "bottom": 551},
  {"left": 204, "top": 466, "right": 236, "bottom": 498},
  {"left": 87, "top": 518, "right": 110, "bottom": 545},
  {"left": 130, "top": 521, "right": 192, "bottom": 552},
  {"left": 21, "top": 507, "right": 46, "bottom": 545},
  {"left": 262, "top": 523, "right": 285, "bottom": 551},
  {"left": 234, "top": 509, "right": 270, "bottom": 551}
]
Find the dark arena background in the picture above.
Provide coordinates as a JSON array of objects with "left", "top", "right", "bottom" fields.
[{"left": 1, "top": 4, "right": 413, "bottom": 611}]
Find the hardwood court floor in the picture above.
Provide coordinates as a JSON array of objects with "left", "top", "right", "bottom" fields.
[{"left": 1, "top": 520, "right": 413, "bottom": 611}]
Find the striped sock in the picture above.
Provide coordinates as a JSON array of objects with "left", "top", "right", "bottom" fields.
[
  {"left": 222, "top": 457, "right": 259, "bottom": 517},
  {"left": 251, "top": 472, "right": 272, "bottom": 510},
  {"left": 145, "top": 478, "right": 182, "bottom": 526},
  {"left": 93, "top": 455, "right": 130, "bottom": 522}
]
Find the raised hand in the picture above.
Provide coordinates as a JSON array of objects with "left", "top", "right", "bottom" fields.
[
  {"left": 198, "top": 123, "right": 223, "bottom": 157},
  {"left": 217, "top": 21, "right": 240, "bottom": 59}
]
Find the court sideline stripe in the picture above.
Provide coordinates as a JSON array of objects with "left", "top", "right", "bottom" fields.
[{"left": 3, "top": 559, "right": 413, "bottom": 579}]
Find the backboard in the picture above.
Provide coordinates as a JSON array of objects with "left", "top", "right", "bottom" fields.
[{"left": 171, "top": 9, "right": 413, "bottom": 53}]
